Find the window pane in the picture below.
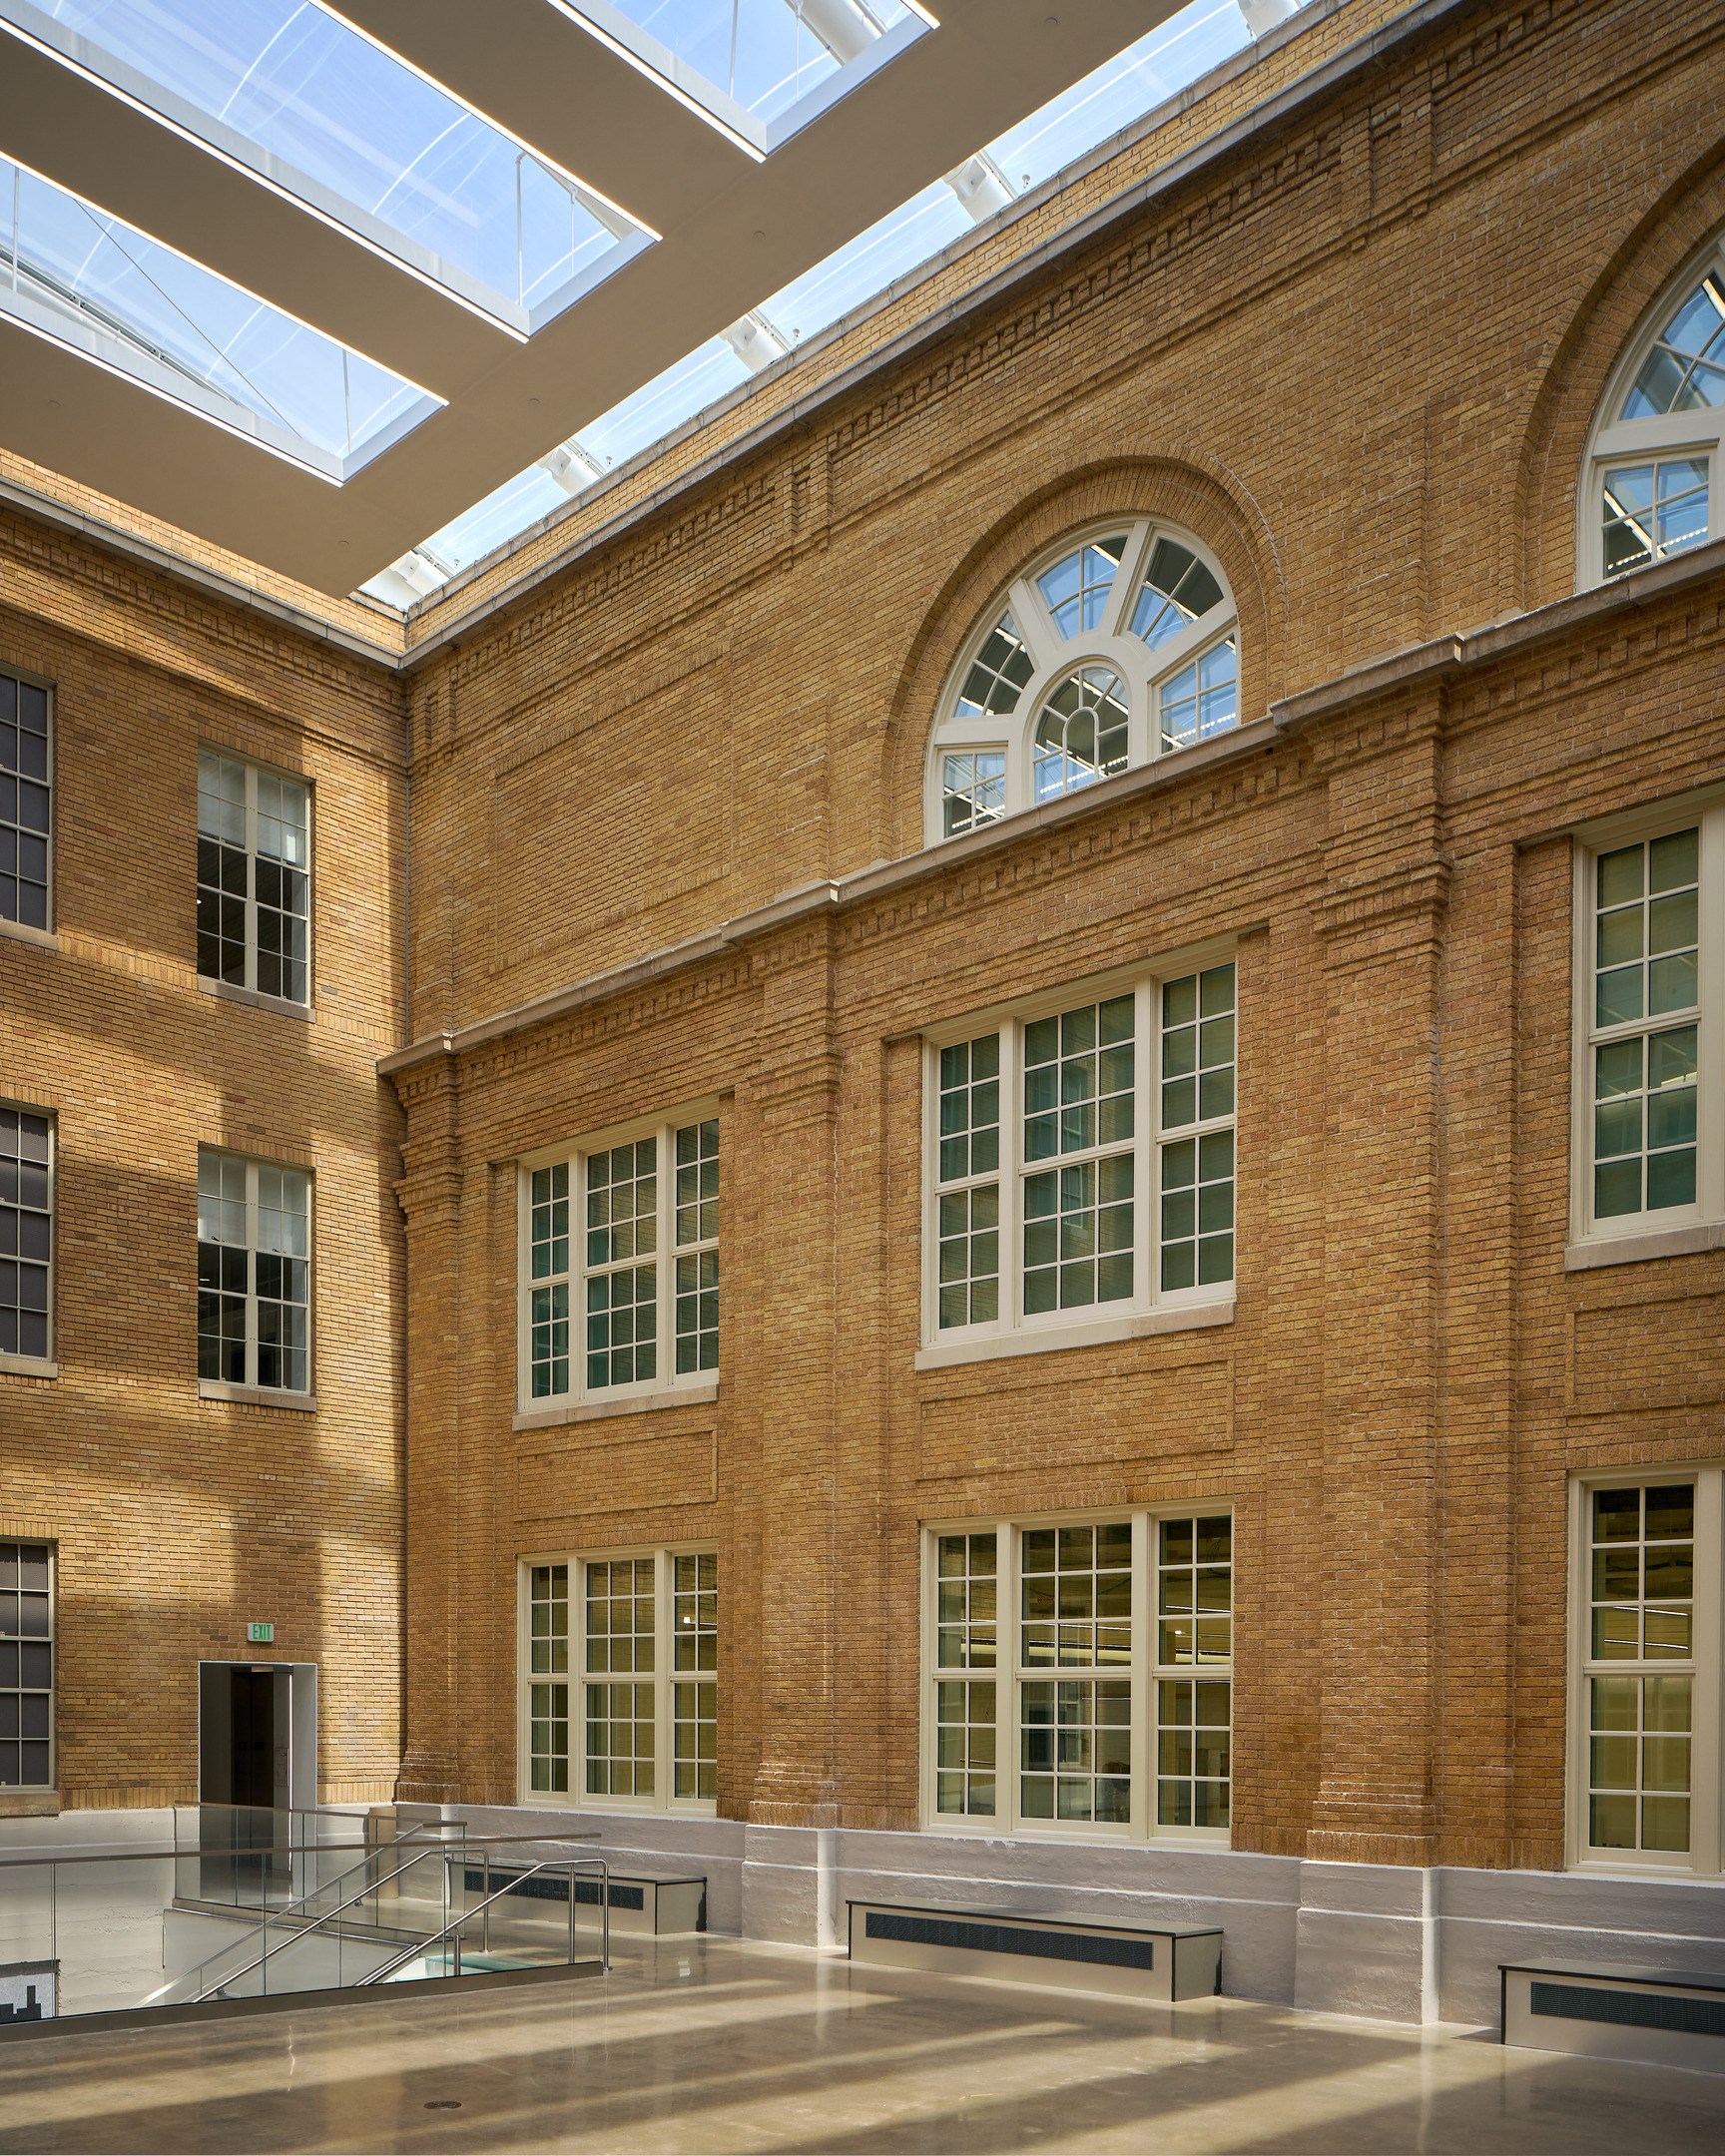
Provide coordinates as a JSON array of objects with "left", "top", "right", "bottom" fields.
[{"left": 1586, "top": 1486, "right": 1695, "bottom": 1856}]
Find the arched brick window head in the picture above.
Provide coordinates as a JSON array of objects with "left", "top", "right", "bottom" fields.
[
  {"left": 1583, "top": 249, "right": 1725, "bottom": 588},
  {"left": 925, "top": 520, "right": 1239, "bottom": 847}
]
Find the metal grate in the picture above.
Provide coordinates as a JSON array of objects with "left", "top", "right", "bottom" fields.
[
  {"left": 863, "top": 1909, "right": 1154, "bottom": 1971},
  {"left": 1530, "top": 1981, "right": 1725, "bottom": 2038},
  {"left": 462, "top": 1867, "right": 645, "bottom": 1910}
]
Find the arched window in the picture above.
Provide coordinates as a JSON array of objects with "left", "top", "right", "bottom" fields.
[
  {"left": 927, "top": 520, "right": 1239, "bottom": 845},
  {"left": 1583, "top": 247, "right": 1725, "bottom": 587}
]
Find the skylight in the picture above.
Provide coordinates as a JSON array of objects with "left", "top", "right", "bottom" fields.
[
  {"left": 2, "top": 0, "right": 649, "bottom": 327},
  {"left": 569, "top": 0, "right": 924, "bottom": 128},
  {"left": 371, "top": 0, "right": 1304, "bottom": 601},
  {"left": 0, "top": 151, "right": 437, "bottom": 475}
]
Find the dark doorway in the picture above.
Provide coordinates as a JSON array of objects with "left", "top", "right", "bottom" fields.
[
  {"left": 230, "top": 1668, "right": 277, "bottom": 1808},
  {"left": 198, "top": 1662, "right": 293, "bottom": 1898}
]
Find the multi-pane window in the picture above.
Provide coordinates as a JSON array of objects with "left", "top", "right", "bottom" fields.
[
  {"left": 197, "top": 751, "right": 310, "bottom": 1003},
  {"left": 0, "top": 1108, "right": 52, "bottom": 1362},
  {"left": 1160, "top": 639, "right": 1239, "bottom": 752},
  {"left": 527, "top": 1563, "right": 569, "bottom": 1794},
  {"left": 1584, "top": 252, "right": 1725, "bottom": 584},
  {"left": 1160, "top": 965, "right": 1237, "bottom": 1291},
  {"left": 1601, "top": 459, "right": 1710, "bottom": 577},
  {"left": 0, "top": 671, "right": 51, "bottom": 931},
  {"left": 1573, "top": 1472, "right": 1722, "bottom": 1876},
  {"left": 941, "top": 752, "right": 1006, "bottom": 838},
  {"left": 197, "top": 1149, "right": 311, "bottom": 1392},
  {"left": 927, "top": 1512, "right": 1233, "bottom": 1843},
  {"left": 521, "top": 1547, "right": 719, "bottom": 1813},
  {"left": 522, "top": 1111, "right": 720, "bottom": 1406},
  {"left": 1155, "top": 1515, "right": 1233, "bottom": 1830},
  {"left": 925, "top": 963, "right": 1238, "bottom": 1353},
  {"left": 1032, "top": 668, "right": 1129, "bottom": 802},
  {"left": 1574, "top": 811, "right": 1720, "bottom": 1245},
  {"left": 925, "top": 521, "right": 1240, "bottom": 844},
  {"left": 0, "top": 1543, "right": 53, "bottom": 1789},
  {"left": 674, "top": 1121, "right": 720, "bottom": 1375},
  {"left": 673, "top": 1552, "right": 718, "bottom": 1800}
]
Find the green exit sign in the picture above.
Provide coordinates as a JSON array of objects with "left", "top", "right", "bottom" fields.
[{"left": 246, "top": 1622, "right": 274, "bottom": 1644}]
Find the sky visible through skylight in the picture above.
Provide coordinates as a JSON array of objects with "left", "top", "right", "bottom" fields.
[
  {"left": 598, "top": 0, "right": 918, "bottom": 122},
  {"left": 25, "top": 0, "right": 632, "bottom": 312},
  {"left": 392, "top": 0, "right": 1288, "bottom": 596},
  {"left": 0, "top": 149, "right": 431, "bottom": 468}
]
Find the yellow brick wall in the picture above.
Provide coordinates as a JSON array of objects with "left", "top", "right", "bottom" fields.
[
  {"left": 0, "top": 503, "right": 407, "bottom": 1807},
  {"left": 384, "top": 0, "right": 1725, "bottom": 1868}
]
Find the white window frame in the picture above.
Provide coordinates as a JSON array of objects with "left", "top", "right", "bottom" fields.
[
  {"left": 196, "top": 1147, "right": 313, "bottom": 1394},
  {"left": 919, "top": 946, "right": 1239, "bottom": 1360},
  {"left": 516, "top": 1100, "right": 721, "bottom": 1411},
  {"left": 516, "top": 1542, "right": 719, "bottom": 1817},
  {"left": 923, "top": 517, "right": 1242, "bottom": 846},
  {"left": 1567, "top": 1465, "right": 1724, "bottom": 1878},
  {"left": 1579, "top": 236, "right": 1725, "bottom": 591},
  {"left": 196, "top": 746, "right": 313, "bottom": 1006},
  {"left": 919, "top": 1505, "right": 1235, "bottom": 1846},
  {"left": 0, "top": 1102, "right": 54, "bottom": 1370},
  {"left": 1568, "top": 804, "right": 1725, "bottom": 1252}
]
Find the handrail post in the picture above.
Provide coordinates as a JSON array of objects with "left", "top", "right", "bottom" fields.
[
  {"left": 483, "top": 1851, "right": 490, "bottom": 1956},
  {"left": 601, "top": 1860, "right": 610, "bottom": 1972},
  {"left": 567, "top": 1863, "right": 575, "bottom": 1969}
]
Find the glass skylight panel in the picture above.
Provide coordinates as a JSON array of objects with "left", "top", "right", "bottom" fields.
[
  {"left": 761, "top": 180, "right": 966, "bottom": 341},
  {"left": 988, "top": 0, "right": 1251, "bottom": 197},
  {"left": 8, "top": 0, "right": 640, "bottom": 319},
  {"left": 585, "top": 0, "right": 919, "bottom": 125},
  {"left": 0, "top": 153, "right": 435, "bottom": 472},
  {"left": 369, "top": 0, "right": 1315, "bottom": 598}
]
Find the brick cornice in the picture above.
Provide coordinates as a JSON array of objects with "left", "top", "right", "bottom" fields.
[{"left": 379, "top": 540, "right": 1725, "bottom": 1082}]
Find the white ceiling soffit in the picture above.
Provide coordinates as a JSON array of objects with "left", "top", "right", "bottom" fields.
[{"left": 0, "top": 0, "right": 1178, "bottom": 598}]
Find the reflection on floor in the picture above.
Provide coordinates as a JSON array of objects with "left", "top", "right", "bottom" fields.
[{"left": 3, "top": 1932, "right": 1724, "bottom": 2154}]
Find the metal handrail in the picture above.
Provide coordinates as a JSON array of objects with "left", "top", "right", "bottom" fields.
[
  {"left": 151, "top": 1830, "right": 461, "bottom": 2004},
  {"left": 0, "top": 1841, "right": 371, "bottom": 1870},
  {"left": 190, "top": 1838, "right": 465, "bottom": 2003},
  {"left": 357, "top": 1858, "right": 612, "bottom": 1985},
  {"left": 188, "top": 1837, "right": 608, "bottom": 2002}
]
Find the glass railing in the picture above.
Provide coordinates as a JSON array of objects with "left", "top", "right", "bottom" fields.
[{"left": 0, "top": 1810, "right": 606, "bottom": 2025}]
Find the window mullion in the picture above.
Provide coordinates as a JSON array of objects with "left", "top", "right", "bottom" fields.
[
  {"left": 1702, "top": 810, "right": 1725, "bottom": 1225},
  {"left": 1002, "top": 1025, "right": 1023, "bottom": 1331},
  {"left": 244, "top": 766, "right": 258, "bottom": 994},
  {"left": 1004, "top": 1520, "right": 1021, "bottom": 1833},
  {"left": 244, "top": 1160, "right": 259, "bottom": 1389},
  {"left": 657, "top": 1125, "right": 673, "bottom": 1391},
  {"left": 1131, "top": 1508, "right": 1152, "bottom": 1837}
]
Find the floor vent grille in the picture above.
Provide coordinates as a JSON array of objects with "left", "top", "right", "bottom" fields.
[
  {"left": 1531, "top": 1982, "right": 1725, "bottom": 2039},
  {"left": 863, "top": 1910, "right": 1155, "bottom": 1971}
]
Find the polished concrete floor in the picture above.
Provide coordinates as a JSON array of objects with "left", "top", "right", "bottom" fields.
[{"left": 3, "top": 1934, "right": 1724, "bottom": 2154}]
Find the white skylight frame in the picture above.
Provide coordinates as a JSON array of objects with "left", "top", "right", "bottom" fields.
[
  {"left": 553, "top": 0, "right": 934, "bottom": 156},
  {"left": 0, "top": 150, "right": 442, "bottom": 481},
  {"left": 381, "top": 0, "right": 1281, "bottom": 600},
  {"left": 0, "top": 0, "right": 657, "bottom": 337}
]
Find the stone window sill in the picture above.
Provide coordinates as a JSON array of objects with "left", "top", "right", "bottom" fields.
[
  {"left": 1564, "top": 1221, "right": 1725, "bottom": 1271},
  {"left": 913, "top": 1300, "right": 1234, "bottom": 1371},
  {"left": 513, "top": 1381, "right": 720, "bottom": 1432},
  {"left": 0, "top": 917, "right": 58, "bottom": 952},
  {"left": 198, "top": 975, "right": 313, "bottom": 1022},
  {"left": 0, "top": 1353, "right": 57, "bottom": 1378},
  {"left": 0, "top": 1791, "right": 60, "bottom": 1818},
  {"left": 199, "top": 1379, "right": 318, "bottom": 1411}
]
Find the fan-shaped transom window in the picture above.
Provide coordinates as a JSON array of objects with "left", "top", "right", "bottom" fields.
[
  {"left": 927, "top": 520, "right": 1239, "bottom": 845},
  {"left": 1584, "top": 248, "right": 1725, "bottom": 586}
]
